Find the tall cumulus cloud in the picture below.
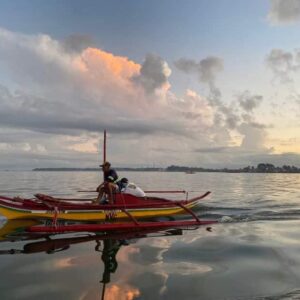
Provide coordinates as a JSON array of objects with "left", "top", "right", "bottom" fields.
[{"left": 0, "top": 27, "right": 223, "bottom": 167}]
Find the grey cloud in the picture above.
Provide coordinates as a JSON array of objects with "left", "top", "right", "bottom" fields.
[
  {"left": 239, "top": 122, "right": 268, "bottom": 151},
  {"left": 0, "top": 85, "right": 190, "bottom": 137},
  {"left": 218, "top": 105, "right": 240, "bottom": 130},
  {"left": 248, "top": 122, "right": 271, "bottom": 129},
  {"left": 199, "top": 56, "right": 224, "bottom": 83},
  {"left": 0, "top": 146, "right": 98, "bottom": 170},
  {"left": 173, "top": 58, "right": 197, "bottom": 73},
  {"left": 62, "top": 34, "right": 95, "bottom": 53},
  {"left": 194, "top": 146, "right": 269, "bottom": 156},
  {"left": 226, "top": 114, "right": 240, "bottom": 130},
  {"left": 174, "top": 56, "right": 223, "bottom": 85},
  {"left": 150, "top": 147, "right": 188, "bottom": 153},
  {"left": 238, "top": 91, "right": 263, "bottom": 112},
  {"left": 208, "top": 85, "right": 222, "bottom": 106},
  {"left": 268, "top": 0, "right": 300, "bottom": 25},
  {"left": 181, "top": 111, "right": 204, "bottom": 120},
  {"left": 265, "top": 48, "right": 300, "bottom": 83},
  {"left": 176, "top": 65, "right": 265, "bottom": 146},
  {"left": 194, "top": 146, "right": 229, "bottom": 153},
  {"left": 0, "top": 28, "right": 74, "bottom": 88},
  {"left": 132, "top": 54, "right": 171, "bottom": 94},
  {"left": 174, "top": 56, "right": 223, "bottom": 108}
]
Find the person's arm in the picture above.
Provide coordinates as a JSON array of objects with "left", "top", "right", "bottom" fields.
[{"left": 107, "top": 169, "right": 118, "bottom": 183}]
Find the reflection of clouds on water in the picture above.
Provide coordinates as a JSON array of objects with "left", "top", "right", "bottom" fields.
[
  {"left": 78, "top": 284, "right": 140, "bottom": 300},
  {"left": 15, "top": 259, "right": 63, "bottom": 273},
  {"left": 12, "top": 246, "right": 143, "bottom": 300},
  {"left": 54, "top": 257, "right": 75, "bottom": 268},
  {"left": 154, "top": 261, "right": 212, "bottom": 276},
  {"left": 117, "top": 246, "right": 140, "bottom": 263},
  {"left": 147, "top": 236, "right": 212, "bottom": 296},
  {"left": 12, "top": 283, "right": 67, "bottom": 299},
  {"left": 14, "top": 254, "right": 98, "bottom": 273},
  {"left": 152, "top": 261, "right": 212, "bottom": 297},
  {"left": 150, "top": 237, "right": 172, "bottom": 261},
  {"left": 121, "top": 235, "right": 213, "bottom": 298},
  {"left": 104, "top": 284, "right": 140, "bottom": 300}
]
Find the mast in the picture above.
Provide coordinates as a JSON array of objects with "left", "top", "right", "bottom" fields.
[
  {"left": 103, "top": 130, "right": 106, "bottom": 181},
  {"left": 103, "top": 130, "right": 107, "bottom": 164}
]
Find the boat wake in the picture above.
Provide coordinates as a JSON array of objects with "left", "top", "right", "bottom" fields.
[
  {"left": 196, "top": 203, "right": 300, "bottom": 223},
  {"left": 258, "top": 289, "right": 300, "bottom": 299}
]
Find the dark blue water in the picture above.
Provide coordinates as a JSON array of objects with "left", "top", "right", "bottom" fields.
[{"left": 0, "top": 171, "right": 300, "bottom": 300}]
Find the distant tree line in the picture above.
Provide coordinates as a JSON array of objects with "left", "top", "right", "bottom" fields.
[
  {"left": 33, "top": 163, "right": 300, "bottom": 173},
  {"left": 166, "top": 163, "right": 300, "bottom": 173},
  {"left": 32, "top": 167, "right": 162, "bottom": 172}
]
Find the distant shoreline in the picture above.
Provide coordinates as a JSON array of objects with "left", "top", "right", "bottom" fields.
[
  {"left": 32, "top": 168, "right": 162, "bottom": 172},
  {"left": 32, "top": 163, "right": 300, "bottom": 173}
]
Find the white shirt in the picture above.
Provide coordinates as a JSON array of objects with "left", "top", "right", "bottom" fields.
[{"left": 121, "top": 182, "right": 146, "bottom": 197}]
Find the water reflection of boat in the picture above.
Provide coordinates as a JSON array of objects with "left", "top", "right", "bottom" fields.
[
  {"left": 0, "top": 219, "right": 47, "bottom": 244},
  {"left": 0, "top": 219, "right": 185, "bottom": 252}
]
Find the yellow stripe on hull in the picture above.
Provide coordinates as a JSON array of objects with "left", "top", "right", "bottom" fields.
[{"left": 0, "top": 201, "right": 199, "bottom": 221}]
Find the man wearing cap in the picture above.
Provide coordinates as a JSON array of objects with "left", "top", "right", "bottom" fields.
[{"left": 95, "top": 161, "right": 119, "bottom": 204}]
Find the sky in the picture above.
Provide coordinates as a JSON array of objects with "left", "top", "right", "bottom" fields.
[{"left": 0, "top": 0, "right": 300, "bottom": 169}]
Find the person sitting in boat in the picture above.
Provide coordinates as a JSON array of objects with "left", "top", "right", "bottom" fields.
[
  {"left": 96, "top": 161, "right": 118, "bottom": 204},
  {"left": 116, "top": 177, "right": 129, "bottom": 192},
  {"left": 117, "top": 177, "right": 146, "bottom": 197}
]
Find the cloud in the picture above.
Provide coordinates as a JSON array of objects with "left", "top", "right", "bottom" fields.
[
  {"left": 174, "top": 56, "right": 267, "bottom": 149},
  {"left": 194, "top": 146, "right": 229, "bottom": 153},
  {"left": 265, "top": 48, "right": 300, "bottom": 83},
  {"left": 0, "top": 27, "right": 216, "bottom": 138},
  {"left": 174, "top": 56, "right": 223, "bottom": 85},
  {"left": 62, "top": 34, "right": 95, "bottom": 53},
  {"left": 199, "top": 56, "right": 224, "bottom": 83},
  {"left": 268, "top": 0, "right": 300, "bottom": 25},
  {"left": 239, "top": 122, "right": 268, "bottom": 151},
  {"left": 238, "top": 91, "right": 263, "bottom": 112},
  {"left": 0, "top": 128, "right": 100, "bottom": 169},
  {"left": 132, "top": 54, "right": 171, "bottom": 94},
  {"left": 225, "top": 113, "right": 240, "bottom": 130},
  {"left": 0, "top": 28, "right": 149, "bottom": 132},
  {"left": 174, "top": 55, "right": 225, "bottom": 121},
  {"left": 0, "top": 86, "right": 193, "bottom": 137}
]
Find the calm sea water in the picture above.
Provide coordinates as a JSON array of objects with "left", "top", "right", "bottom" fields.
[{"left": 0, "top": 171, "right": 300, "bottom": 300}]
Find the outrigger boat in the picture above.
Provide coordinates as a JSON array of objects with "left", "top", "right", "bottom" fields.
[{"left": 0, "top": 191, "right": 210, "bottom": 221}]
